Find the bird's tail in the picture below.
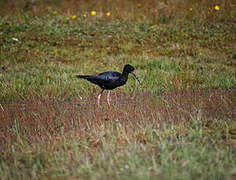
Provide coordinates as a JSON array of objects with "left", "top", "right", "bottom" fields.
[{"left": 75, "top": 75, "right": 90, "bottom": 79}]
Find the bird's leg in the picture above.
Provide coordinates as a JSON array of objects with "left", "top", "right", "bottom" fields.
[
  {"left": 107, "top": 91, "right": 111, "bottom": 106},
  {"left": 97, "top": 89, "right": 104, "bottom": 106},
  {"left": 115, "top": 91, "right": 117, "bottom": 104},
  {"left": 0, "top": 103, "right": 4, "bottom": 112}
]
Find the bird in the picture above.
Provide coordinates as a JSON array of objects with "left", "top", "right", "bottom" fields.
[{"left": 76, "top": 64, "right": 139, "bottom": 106}]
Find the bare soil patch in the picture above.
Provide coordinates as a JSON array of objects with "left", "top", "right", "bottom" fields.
[{"left": 0, "top": 88, "right": 235, "bottom": 149}]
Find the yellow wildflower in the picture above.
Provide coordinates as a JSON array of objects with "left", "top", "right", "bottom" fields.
[
  {"left": 71, "top": 15, "right": 77, "bottom": 20},
  {"left": 189, "top": 8, "right": 193, "bottom": 11},
  {"left": 91, "top": 11, "right": 97, "bottom": 16},
  {"left": 83, "top": 14, "right": 87, "bottom": 17},
  {"left": 52, "top": 10, "right": 58, "bottom": 15},
  {"left": 105, "top": 12, "right": 111, "bottom": 17},
  {"left": 214, "top": 5, "right": 220, "bottom": 11}
]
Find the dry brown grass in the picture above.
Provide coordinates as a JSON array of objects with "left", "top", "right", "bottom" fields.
[
  {"left": 1, "top": 88, "right": 235, "bottom": 151},
  {"left": 1, "top": 0, "right": 235, "bottom": 23}
]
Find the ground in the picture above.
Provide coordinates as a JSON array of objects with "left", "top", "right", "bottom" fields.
[{"left": 0, "top": 0, "right": 236, "bottom": 179}]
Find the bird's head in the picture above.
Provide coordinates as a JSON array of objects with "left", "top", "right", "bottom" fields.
[
  {"left": 123, "top": 64, "right": 135, "bottom": 73},
  {"left": 123, "top": 64, "right": 140, "bottom": 83}
]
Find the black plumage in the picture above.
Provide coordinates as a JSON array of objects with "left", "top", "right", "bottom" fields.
[{"left": 76, "top": 64, "right": 138, "bottom": 106}]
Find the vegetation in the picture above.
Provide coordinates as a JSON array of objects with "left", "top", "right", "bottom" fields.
[{"left": 0, "top": 0, "right": 236, "bottom": 179}]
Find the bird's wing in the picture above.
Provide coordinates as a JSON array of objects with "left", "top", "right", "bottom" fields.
[
  {"left": 79, "top": 71, "right": 121, "bottom": 88},
  {"left": 96, "top": 71, "right": 121, "bottom": 82}
]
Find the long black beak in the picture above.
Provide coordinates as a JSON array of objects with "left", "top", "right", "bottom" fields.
[{"left": 131, "top": 72, "right": 140, "bottom": 83}]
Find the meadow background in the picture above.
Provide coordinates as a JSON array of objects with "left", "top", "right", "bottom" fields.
[{"left": 0, "top": 0, "right": 236, "bottom": 179}]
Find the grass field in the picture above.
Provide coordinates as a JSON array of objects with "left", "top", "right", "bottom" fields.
[{"left": 0, "top": 0, "right": 236, "bottom": 179}]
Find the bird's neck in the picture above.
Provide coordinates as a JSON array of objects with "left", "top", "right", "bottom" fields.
[{"left": 122, "top": 70, "right": 129, "bottom": 77}]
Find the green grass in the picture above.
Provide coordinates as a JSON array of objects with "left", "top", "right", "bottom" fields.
[
  {"left": 0, "top": 0, "right": 236, "bottom": 179},
  {"left": 1, "top": 119, "right": 236, "bottom": 179},
  {"left": 0, "top": 16, "right": 235, "bottom": 102}
]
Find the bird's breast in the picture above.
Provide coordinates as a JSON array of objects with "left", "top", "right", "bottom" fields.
[{"left": 103, "top": 76, "right": 127, "bottom": 90}]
